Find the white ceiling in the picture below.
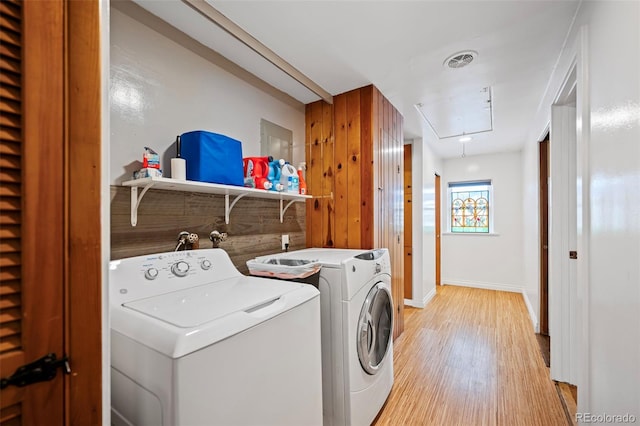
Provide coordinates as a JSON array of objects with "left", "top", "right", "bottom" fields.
[{"left": 131, "top": 0, "right": 580, "bottom": 159}]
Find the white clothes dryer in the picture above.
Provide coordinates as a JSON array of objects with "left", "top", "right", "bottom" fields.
[
  {"left": 253, "top": 248, "right": 394, "bottom": 426},
  {"left": 109, "top": 249, "right": 323, "bottom": 426}
]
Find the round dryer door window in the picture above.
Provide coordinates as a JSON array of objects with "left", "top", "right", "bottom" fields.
[{"left": 357, "top": 282, "right": 393, "bottom": 375}]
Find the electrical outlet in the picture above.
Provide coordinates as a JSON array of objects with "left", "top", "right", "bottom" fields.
[{"left": 282, "top": 234, "right": 289, "bottom": 250}]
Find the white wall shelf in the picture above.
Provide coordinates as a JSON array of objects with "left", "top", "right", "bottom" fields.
[{"left": 122, "top": 176, "right": 311, "bottom": 226}]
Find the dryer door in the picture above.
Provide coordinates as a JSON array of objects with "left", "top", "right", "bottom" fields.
[{"left": 357, "top": 282, "right": 393, "bottom": 375}]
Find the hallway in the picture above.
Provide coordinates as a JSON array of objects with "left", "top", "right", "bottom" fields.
[{"left": 374, "top": 286, "right": 568, "bottom": 425}]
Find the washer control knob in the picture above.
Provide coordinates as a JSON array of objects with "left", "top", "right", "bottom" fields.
[
  {"left": 171, "top": 261, "right": 190, "bottom": 277},
  {"left": 144, "top": 267, "right": 159, "bottom": 280},
  {"left": 201, "top": 259, "right": 212, "bottom": 270}
]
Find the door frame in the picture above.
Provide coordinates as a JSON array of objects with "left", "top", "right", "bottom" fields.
[
  {"left": 547, "top": 27, "right": 591, "bottom": 409},
  {"left": 435, "top": 173, "right": 441, "bottom": 286},
  {"left": 66, "top": 0, "right": 104, "bottom": 423},
  {"left": 574, "top": 27, "right": 591, "bottom": 412},
  {"left": 539, "top": 136, "right": 549, "bottom": 336},
  {"left": 402, "top": 140, "right": 438, "bottom": 309}
]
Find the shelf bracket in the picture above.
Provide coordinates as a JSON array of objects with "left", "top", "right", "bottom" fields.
[
  {"left": 280, "top": 199, "right": 297, "bottom": 223},
  {"left": 130, "top": 182, "right": 155, "bottom": 226},
  {"left": 225, "top": 193, "right": 249, "bottom": 224}
]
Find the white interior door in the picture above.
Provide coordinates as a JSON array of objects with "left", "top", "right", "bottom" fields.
[{"left": 549, "top": 104, "right": 578, "bottom": 385}]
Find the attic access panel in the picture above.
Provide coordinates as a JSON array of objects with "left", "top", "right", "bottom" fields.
[{"left": 416, "top": 87, "right": 493, "bottom": 139}]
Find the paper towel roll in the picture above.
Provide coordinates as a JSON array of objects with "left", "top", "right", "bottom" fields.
[{"left": 171, "top": 158, "right": 186, "bottom": 180}]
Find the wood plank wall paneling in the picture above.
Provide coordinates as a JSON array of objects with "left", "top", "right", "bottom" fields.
[
  {"left": 346, "top": 90, "right": 362, "bottom": 247},
  {"left": 321, "top": 101, "right": 334, "bottom": 248},
  {"left": 306, "top": 102, "right": 322, "bottom": 248},
  {"left": 110, "top": 186, "right": 306, "bottom": 274},
  {"left": 394, "top": 108, "right": 404, "bottom": 334},
  {"left": 381, "top": 96, "right": 389, "bottom": 252},
  {"left": 379, "top": 95, "right": 405, "bottom": 336},
  {"left": 359, "top": 86, "right": 374, "bottom": 249},
  {"left": 305, "top": 85, "right": 405, "bottom": 338},
  {"left": 333, "top": 95, "right": 348, "bottom": 248},
  {"left": 305, "top": 100, "right": 334, "bottom": 248},
  {"left": 373, "top": 87, "right": 387, "bottom": 251}
]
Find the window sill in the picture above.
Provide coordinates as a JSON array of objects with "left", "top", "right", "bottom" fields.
[{"left": 443, "top": 232, "right": 500, "bottom": 237}]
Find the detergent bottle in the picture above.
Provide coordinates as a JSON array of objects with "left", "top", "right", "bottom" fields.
[
  {"left": 243, "top": 157, "right": 272, "bottom": 190},
  {"left": 243, "top": 158, "right": 256, "bottom": 188},
  {"left": 268, "top": 159, "right": 284, "bottom": 191},
  {"left": 280, "top": 160, "right": 298, "bottom": 194}
]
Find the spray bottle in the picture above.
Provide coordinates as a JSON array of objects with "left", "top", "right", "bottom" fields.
[{"left": 297, "top": 162, "right": 307, "bottom": 195}]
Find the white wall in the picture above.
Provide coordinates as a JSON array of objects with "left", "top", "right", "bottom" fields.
[
  {"left": 579, "top": 1, "right": 639, "bottom": 417},
  {"left": 109, "top": 8, "right": 305, "bottom": 185},
  {"left": 407, "top": 138, "right": 442, "bottom": 307},
  {"left": 441, "top": 151, "right": 524, "bottom": 292},
  {"left": 522, "top": 0, "right": 640, "bottom": 417},
  {"left": 521, "top": 138, "right": 541, "bottom": 331}
]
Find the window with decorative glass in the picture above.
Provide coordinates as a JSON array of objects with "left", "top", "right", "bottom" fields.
[{"left": 449, "top": 180, "right": 492, "bottom": 233}]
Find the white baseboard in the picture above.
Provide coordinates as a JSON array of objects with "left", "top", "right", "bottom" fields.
[
  {"left": 443, "top": 279, "right": 523, "bottom": 293},
  {"left": 521, "top": 291, "right": 539, "bottom": 332},
  {"left": 403, "top": 287, "right": 437, "bottom": 309},
  {"left": 404, "top": 298, "right": 422, "bottom": 308},
  {"left": 443, "top": 279, "right": 539, "bottom": 331},
  {"left": 423, "top": 287, "right": 436, "bottom": 306}
]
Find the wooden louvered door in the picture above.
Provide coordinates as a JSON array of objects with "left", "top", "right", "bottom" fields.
[{"left": 0, "top": 1, "right": 65, "bottom": 425}]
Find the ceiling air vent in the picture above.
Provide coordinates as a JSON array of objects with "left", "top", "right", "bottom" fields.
[{"left": 444, "top": 51, "right": 477, "bottom": 69}]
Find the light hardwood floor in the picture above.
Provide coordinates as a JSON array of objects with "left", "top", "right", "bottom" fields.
[{"left": 373, "top": 285, "right": 569, "bottom": 426}]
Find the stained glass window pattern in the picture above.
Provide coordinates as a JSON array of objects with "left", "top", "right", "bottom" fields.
[{"left": 450, "top": 181, "right": 491, "bottom": 233}]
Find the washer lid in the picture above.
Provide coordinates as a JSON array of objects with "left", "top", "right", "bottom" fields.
[
  {"left": 123, "top": 275, "right": 300, "bottom": 328},
  {"left": 256, "top": 248, "right": 369, "bottom": 268}
]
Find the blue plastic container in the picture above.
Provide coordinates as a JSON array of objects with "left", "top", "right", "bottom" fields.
[{"left": 180, "top": 131, "right": 244, "bottom": 186}]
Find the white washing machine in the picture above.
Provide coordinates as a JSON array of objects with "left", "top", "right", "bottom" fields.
[
  {"left": 109, "top": 249, "right": 323, "bottom": 426},
  {"left": 253, "top": 248, "right": 394, "bottom": 426}
]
